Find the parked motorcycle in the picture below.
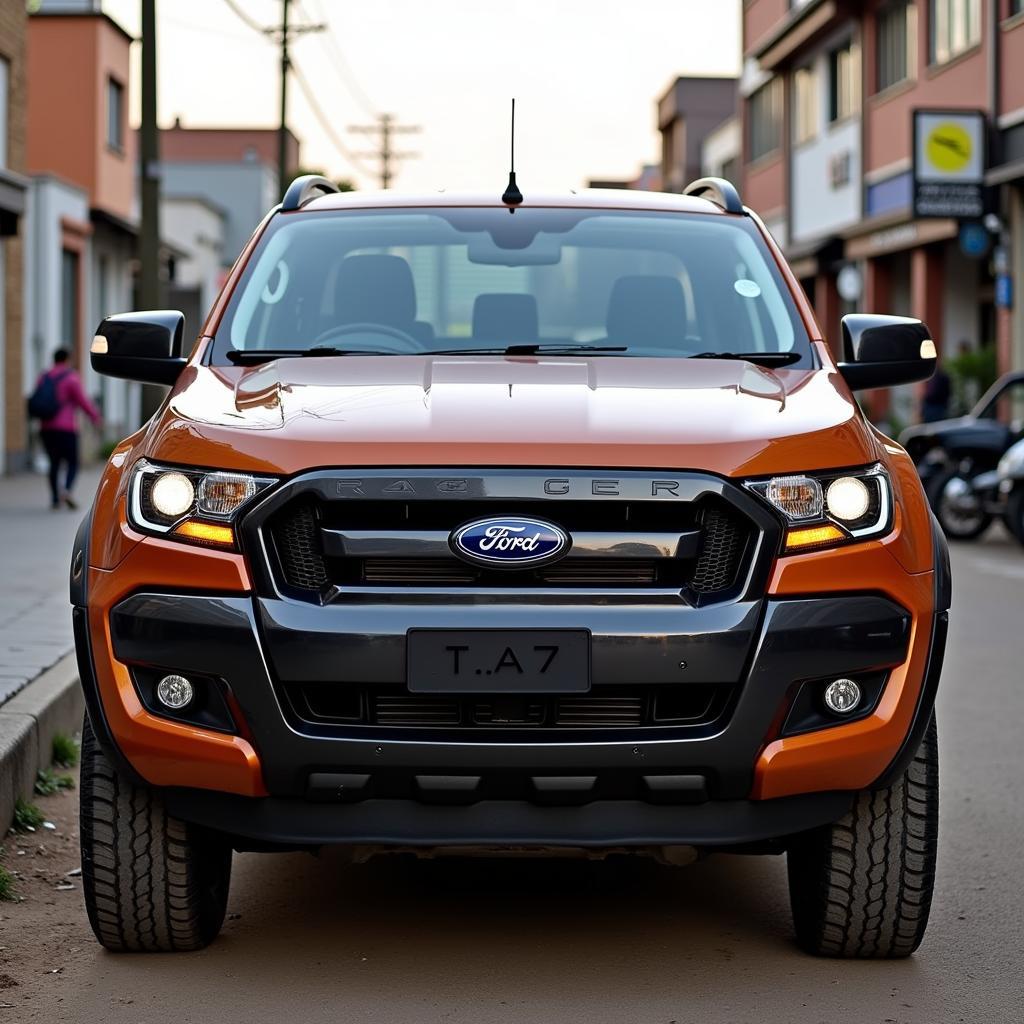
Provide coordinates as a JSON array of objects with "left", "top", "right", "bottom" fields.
[
  {"left": 900, "top": 371, "right": 1024, "bottom": 540},
  {"left": 950, "top": 438, "right": 1024, "bottom": 546}
]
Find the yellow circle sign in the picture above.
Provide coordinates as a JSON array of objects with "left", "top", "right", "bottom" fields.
[{"left": 926, "top": 122, "right": 973, "bottom": 174}]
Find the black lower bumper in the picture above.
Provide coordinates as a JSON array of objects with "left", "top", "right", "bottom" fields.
[
  {"left": 163, "top": 786, "right": 854, "bottom": 849},
  {"left": 103, "top": 590, "right": 915, "bottom": 803}
]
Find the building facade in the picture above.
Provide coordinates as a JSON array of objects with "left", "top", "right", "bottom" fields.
[
  {"left": 159, "top": 123, "right": 299, "bottom": 271},
  {"left": 0, "top": 0, "right": 28, "bottom": 472},
  {"left": 741, "top": 0, "right": 1024, "bottom": 425},
  {"left": 24, "top": 3, "right": 139, "bottom": 447},
  {"left": 658, "top": 76, "right": 739, "bottom": 193},
  {"left": 161, "top": 194, "right": 227, "bottom": 333}
]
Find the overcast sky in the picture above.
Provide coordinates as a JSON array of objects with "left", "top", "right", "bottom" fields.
[{"left": 103, "top": 0, "right": 740, "bottom": 192}]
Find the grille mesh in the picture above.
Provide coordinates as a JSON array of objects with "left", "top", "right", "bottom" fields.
[
  {"left": 690, "top": 506, "right": 745, "bottom": 594},
  {"left": 273, "top": 502, "right": 329, "bottom": 590}
]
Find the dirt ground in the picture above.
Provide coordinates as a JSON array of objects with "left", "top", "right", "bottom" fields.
[{"left": 0, "top": 766, "right": 92, "bottom": 1017}]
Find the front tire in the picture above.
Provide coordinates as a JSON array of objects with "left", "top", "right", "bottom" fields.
[
  {"left": 786, "top": 715, "right": 938, "bottom": 958},
  {"left": 79, "top": 714, "right": 232, "bottom": 952}
]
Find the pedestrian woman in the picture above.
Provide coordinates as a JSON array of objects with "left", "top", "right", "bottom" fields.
[{"left": 31, "top": 349, "right": 101, "bottom": 510}]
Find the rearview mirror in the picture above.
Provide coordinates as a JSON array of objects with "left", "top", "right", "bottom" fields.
[
  {"left": 837, "top": 314, "right": 936, "bottom": 391},
  {"left": 91, "top": 310, "right": 188, "bottom": 386}
]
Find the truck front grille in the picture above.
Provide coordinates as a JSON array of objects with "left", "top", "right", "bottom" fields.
[
  {"left": 285, "top": 683, "right": 728, "bottom": 732},
  {"left": 266, "top": 494, "right": 755, "bottom": 602}
]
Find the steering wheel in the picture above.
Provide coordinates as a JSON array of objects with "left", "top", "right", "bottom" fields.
[{"left": 312, "top": 322, "right": 424, "bottom": 353}]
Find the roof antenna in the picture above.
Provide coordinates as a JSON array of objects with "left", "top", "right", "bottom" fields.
[{"left": 502, "top": 98, "right": 523, "bottom": 207}]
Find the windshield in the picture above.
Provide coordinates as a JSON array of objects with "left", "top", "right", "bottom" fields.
[{"left": 213, "top": 207, "right": 811, "bottom": 363}]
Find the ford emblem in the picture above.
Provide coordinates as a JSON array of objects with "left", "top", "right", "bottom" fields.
[{"left": 451, "top": 516, "right": 570, "bottom": 568}]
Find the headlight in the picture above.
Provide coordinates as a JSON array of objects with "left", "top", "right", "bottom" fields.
[
  {"left": 746, "top": 464, "right": 892, "bottom": 553},
  {"left": 129, "top": 460, "right": 275, "bottom": 547}
]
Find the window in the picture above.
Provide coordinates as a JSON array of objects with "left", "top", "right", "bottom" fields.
[
  {"left": 748, "top": 78, "right": 783, "bottom": 162},
  {"left": 61, "top": 249, "right": 80, "bottom": 351},
  {"left": 215, "top": 207, "right": 811, "bottom": 364},
  {"left": 1010, "top": 0, "right": 1024, "bottom": 16},
  {"left": 0, "top": 58, "right": 8, "bottom": 168},
  {"left": 106, "top": 77, "right": 124, "bottom": 151},
  {"left": 877, "top": 1, "right": 916, "bottom": 91},
  {"left": 930, "top": 0, "right": 981, "bottom": 64},
  {"left": 829, "top": 40, "right": 860, "bottom": 122},
  {"left": 793, "top": 65, "right": 818, "bottom": 144}
]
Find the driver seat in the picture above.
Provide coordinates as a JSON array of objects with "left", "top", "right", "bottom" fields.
[{"left": 332, "top": 254, "right": 433, "bottom": 342}]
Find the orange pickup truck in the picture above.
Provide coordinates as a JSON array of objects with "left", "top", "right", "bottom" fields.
[{"left": 73, "top": 177, "right": 948, "bottom": 957}]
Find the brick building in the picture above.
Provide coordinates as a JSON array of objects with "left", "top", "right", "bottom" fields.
[
  {"left": 741, "top": 0, "right": 1024, "bottom": 425},
  {"left": 0, "top": 0, "right": 28, "bottom": 472}
]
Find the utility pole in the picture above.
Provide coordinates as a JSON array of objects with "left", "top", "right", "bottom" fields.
[
  {"left": 139, "top": 0, "right": 159, "bottom": 311},
  {"left": 272, "top": 0, "right": 324, "bottom": 197},
  {"left": 139, "top": 0, "right": 162, "bottom": 420},
  {"left": 277, "top": 0, "right": 290, "bottom": 198},
  {"left": 349, "top": 114, "right": 420, "bottom": 189}
]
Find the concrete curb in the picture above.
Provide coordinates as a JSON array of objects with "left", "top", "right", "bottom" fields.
[{"left": 0, "top": 652, "right": 83, "bottom": 833}]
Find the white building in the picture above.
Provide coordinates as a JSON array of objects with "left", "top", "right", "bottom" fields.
[{"left": 161, "top": 195, "right": 227, "bottom": 338}]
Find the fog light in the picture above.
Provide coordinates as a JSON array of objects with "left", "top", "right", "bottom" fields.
[
  {"left": 156, "top": 674, "right": 194, "bottom": 709},
  {"left": 823, "top": 677, "right": 861, "bottom": 715}
]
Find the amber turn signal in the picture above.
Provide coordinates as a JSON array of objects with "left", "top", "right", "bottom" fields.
[
  {"left": 173, "top": 521, "right": 236, "bottom": 547},
  {"left": 784, "top": 523, "right": 845, "bottom": 552}
]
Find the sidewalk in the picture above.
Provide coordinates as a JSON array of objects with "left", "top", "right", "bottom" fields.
[{"left": 0, "top": 466, "right": 103, "bottom": 705}]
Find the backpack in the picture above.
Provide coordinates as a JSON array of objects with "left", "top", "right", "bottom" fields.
[{"left": 27, "top": 370, "right": 70, "bottom": 421}]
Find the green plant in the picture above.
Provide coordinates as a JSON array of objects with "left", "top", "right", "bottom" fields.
[
  {"left": 35, "top": 768, "right": 75, "bottom": 796},
  {"left": 947, "top": 345, "right": 998, "bottom": 415},
  {"left": 12, "top": 798, "right": 44, "bottom": 832},
  {"left": 51, "top": 732, "right": 79, "bottom": 768},
  {"left": 0, "top": 865, "right": 15, "bottom": 902}
]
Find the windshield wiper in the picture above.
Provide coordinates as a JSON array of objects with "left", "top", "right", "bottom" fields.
[
  {"left": 692, "top": 351, "right": 802, "bottom": 367},
  {"left": 421, "top": 343, "right": 628, "bottom": 356},
  {"left": 226, "top": 347, "right": 396, "bottom": 365}
]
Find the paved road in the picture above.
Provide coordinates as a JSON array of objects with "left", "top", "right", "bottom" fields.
[{"left": 3, "top": 531, "right": 1023, "bottom": 1023}]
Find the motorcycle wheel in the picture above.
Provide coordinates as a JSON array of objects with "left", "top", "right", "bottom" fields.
[{"left": 929, "top": 469, "right": 992, "bottom": 541}]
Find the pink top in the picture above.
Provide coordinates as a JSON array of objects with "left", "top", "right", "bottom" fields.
[{"left": 38, "top": 367, "right": 102, "bottom": 433}]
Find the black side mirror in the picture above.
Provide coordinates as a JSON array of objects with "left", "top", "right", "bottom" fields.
[
  {"left": 837, "top": 314, "right": 937, "bottom": 391},
  {"left": 91, "top": 310, "right": 188, "bottom": 386}
]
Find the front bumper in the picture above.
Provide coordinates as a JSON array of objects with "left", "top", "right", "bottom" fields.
[
  {"left": 104, "top": 589, "right": 914, "bottom": 804},
  {"left": 74, "top": 570, "right": 941, "bottom": 849}
]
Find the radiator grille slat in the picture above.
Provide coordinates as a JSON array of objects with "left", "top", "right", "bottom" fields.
[{"left": 286, "top": 685, "right": 728, "bottom": 731}]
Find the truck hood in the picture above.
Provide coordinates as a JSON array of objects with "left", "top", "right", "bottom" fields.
[{"left": 148, "top": 355, "right": 881, "bottom": 477}]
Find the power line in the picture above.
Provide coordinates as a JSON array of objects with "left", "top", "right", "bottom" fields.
[
  {"left": 300, "top": 0, "right": 378, "bottom": 117},
  {"left": 220, "top": 0, "right": 326, "bottom": 196},
  {"left": 220, "top": 0, "right": 386, "bottom": 188},
  {"left": 220, "top": 0, "right": 269, "bottom": 35},
  {"left": 292, "top": 62, "right": 378, "bottom": 179}
]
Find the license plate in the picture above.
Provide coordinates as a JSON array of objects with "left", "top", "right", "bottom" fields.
[{"left": 407, "top": 629, "right": 591, "bottom": 694}]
